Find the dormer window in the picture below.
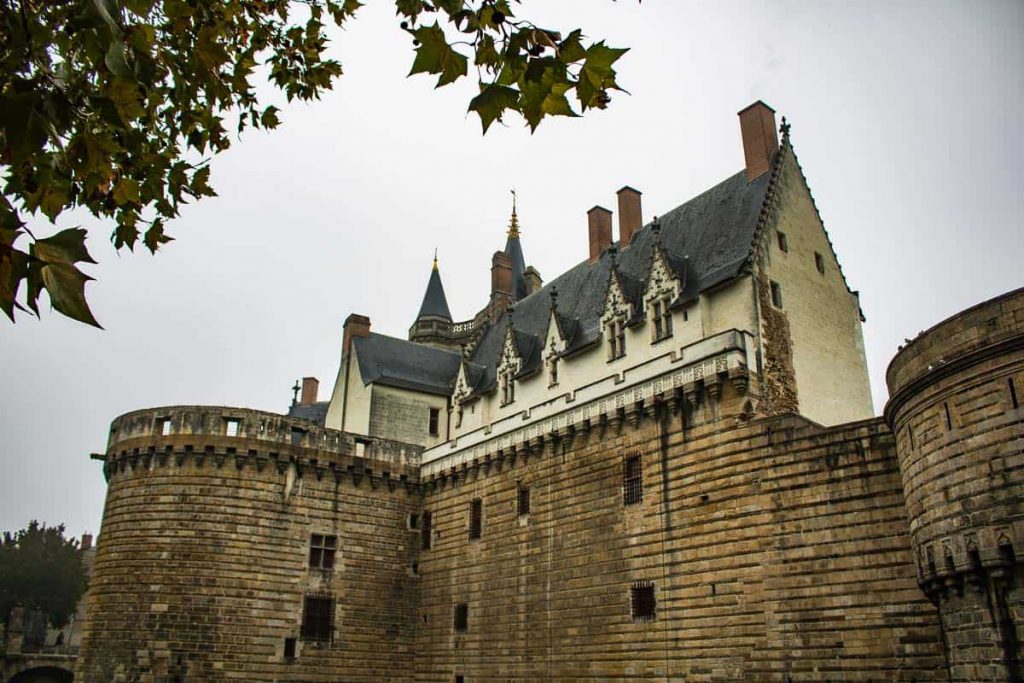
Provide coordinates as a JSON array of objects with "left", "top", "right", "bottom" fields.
[
  {"left": 651, "top": 296, "right": 673, "bottom": 342},
  {"left": 548, "top": 355, "right": 559, "bottom": 386},
  {"left": 608, "top": 318, "right": 626, "bottom": 360},
  {"left": 500, "top": 370, "right": 516, "bottom": 405}
]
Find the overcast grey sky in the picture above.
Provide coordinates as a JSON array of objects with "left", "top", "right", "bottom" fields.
[{"left": 1, "top": 0, "right": 1021, "bottom": 538}]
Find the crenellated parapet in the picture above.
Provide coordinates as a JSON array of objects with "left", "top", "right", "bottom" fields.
[
  {"left": 100, "top": 405, "right": 422, "bottom": 490},
  {"left": 886, "top": 287, "right": 1024, "bottom": 682}
]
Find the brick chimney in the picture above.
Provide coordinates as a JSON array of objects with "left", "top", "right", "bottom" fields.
[
  {"left": 616, "top": 187, "right": 642, "bottom": 248},
  {"left": 300, "top": 377, "right": 319, "bottom": 406},
  {"left": 738, "top": 100, "right": 779, "bottom": 182},
  {"left": 81, "top": 533, "right": 93, "bottom": 551},
  {"left": 491, "top": 251, "right": 512, "bottom": 295},
  {"left": 342, "top": 314, "right": 371, "bottom": 355},
  {"left": 588, "top": 206, "right": 612, "bottom": 263}
]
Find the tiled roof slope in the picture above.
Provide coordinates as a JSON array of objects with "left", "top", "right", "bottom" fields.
[
  {"left": 468, "top": 167, "right": 773, "bottom": 393},
  {"left": 354, "top": 333, "right": 461, "bottom": 395}
]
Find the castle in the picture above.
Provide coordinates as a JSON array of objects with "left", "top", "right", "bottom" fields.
[{"left": 72, "top": 102, "right": 1022, "bottom": 682}]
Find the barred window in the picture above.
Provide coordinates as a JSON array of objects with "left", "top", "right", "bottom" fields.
[
  {"left": 300, "top": 595, "right": 333, "bottom": 642},
  {"left": 631, "top": 581, "right": 656, "bottom": 622},
  {"left": 469, "top": 498, "right": 482, "bottom": 540},
  {"left": 623, "top": 454, "right": 642, "bottom": 506},
  {"left": 421, "top": 511, "right": 432, "bottom": 550},
  {"left": 308, "top": 534, "right": 337, "bottom": 570},
  {"left": 517, "top": 484, "right": 530, "bottom": 517},
  {"left": 453, "top": 603, "right": 469, "bottom": 632}
]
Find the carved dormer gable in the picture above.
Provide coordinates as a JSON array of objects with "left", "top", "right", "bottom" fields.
[
  {"left": 453, "top": 361, "right": 471, "bottom": 403},
  {"left": 601, "top": 264, "right": 631, "bottom": 326},
  {"left": 643, "top": 242, "right": 682, "bottom": 307},
  {"left": 497, "top": 320, "right": 521, "bottom": 405}
]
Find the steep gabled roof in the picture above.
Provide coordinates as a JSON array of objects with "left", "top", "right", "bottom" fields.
[
  {"left": 467, "top": 166, "right": 773, "bottom": 393},
  {"left": 353, "top": 332, "right": 461, "bottom": 395}
]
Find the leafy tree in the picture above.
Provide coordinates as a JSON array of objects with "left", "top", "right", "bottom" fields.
[
  {"left": 0, "top": 521, "right": 88, "bottom": 629},
  {"left": 0, "top": 0, "right": 628, "bottom": 326}
]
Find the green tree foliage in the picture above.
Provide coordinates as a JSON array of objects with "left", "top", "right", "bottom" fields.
[
  {"left": 0, "top": 0, "right": 627, "bottom": 326},
  {"left": 0, "top": 521, "right": 88, "bottom": 629}
]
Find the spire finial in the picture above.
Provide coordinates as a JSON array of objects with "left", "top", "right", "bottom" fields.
[
  {"left": 549, "top": 285, "right": 558, "bottom": 311},
  {"left": 433, "top": 248, "right": 438, "bottom": 271},
  {"left": 780, "top": 116, "right": 791, "bottom": 140},
  {"left": 507, "top": 188, "right": 521, "bottom": 239},
  {"left": 652, "top": 215, "right": 661, "bottom": 237},
  {"left": 291, "top": 380, "right": 300, "bottom": 407}
]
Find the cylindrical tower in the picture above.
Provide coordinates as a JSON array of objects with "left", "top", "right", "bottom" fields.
[
  {"left": 76, "top": 406, "right": 423, "bottom": 682},
  {"left": 886, "top": 287, "right": 1024, "bottom": 682}
]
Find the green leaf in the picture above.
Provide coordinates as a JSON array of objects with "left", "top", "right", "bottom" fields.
[
  {"left": 468, "top": 84, "right": 519, "bottom": 133},
  {"left": 0, "top": 239, "right": 30, "bottom": 322},
  {"left": 124, "top": 0, "right": 156, "bottom": 15},
  {"left": 143, "top": 219, "right": 173, "bottom": 254},
  {"left": 409, "top": 23, "right": 468, "bottom": 88},
  {"left": 32, "top": 229, "right": 97, "bottom": 266},
  {"left": 40, "top": 262, "right": 102, "bottom": 328},
  {"left": 261, "top": 105, "right": 281, "bottom": 129},
  {"left": 557, "top": 30, "right": 586, "bottom": 64},
  {"left": 112, "top": 178, "right": 141, "bottom": 205},
  {"left": 190, "top": 166, "right": 215, "bottom": 197},
  {"left": 105, "top": 40, "right": 131, "bottom": 78},
  {"left": 104, "top": 78, "right": 144, "bottom": 123}
]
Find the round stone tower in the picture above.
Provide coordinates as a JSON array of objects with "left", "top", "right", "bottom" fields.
[
  {"left": 885, "top": 287, "right": 1024, "bottom": 682},
  {"left": 76, "top": 405, "right": 422, "bottom": 682}
]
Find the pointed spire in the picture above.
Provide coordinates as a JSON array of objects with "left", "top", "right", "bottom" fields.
[
  {"left": 507, "top": 188, "right": 520, "bottom": 238},
  {"left": 416, "top": 253, "right": 452, "bottom": 321}
]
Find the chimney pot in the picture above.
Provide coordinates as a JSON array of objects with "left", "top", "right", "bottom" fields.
[
  {"left": 588, "top": 206, "right": 613, "bottom": 263},
  {"left": 738, "top": 100, "right": 779, "bottom": 182},
  {"left": 81, "top": 533, "right": 93, "bottom": 551},
  {"left": 342, "top": 314, "right": 371, "bottom": 355},
  {"left": 300, "top": 377, "right": 319, "bottom": 406},
  {"left": 616, "top": 187, "right": 642, "bottom": 248}
]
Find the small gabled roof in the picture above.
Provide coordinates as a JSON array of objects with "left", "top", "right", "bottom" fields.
[
  {"left": 416, "top": 260, "right": 453, "bottom": 321},
  {"left": 353, "top": 333, "right": 461, "bottom": 396}
]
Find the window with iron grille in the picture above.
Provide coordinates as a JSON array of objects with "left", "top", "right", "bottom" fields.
[
  {"left": 308, "top": 534, "right": 337, "bottom": 570},
  {"left": 517, "top": 484, "right": 530, "bottom": 517},
  {"left": 453, "top": 603, "right": 469, "bottom": 632},
  {"left": 623, "top": 454, "right": 642, "bottom": 505},
  {"left": 428, "top": 408, "right": 440, "bottom": 436},
  {"left": 631, "top": 581, "right": 656, "bottom": 621},
  {"left": 421, "top": 511, "right": 432, "bottom": 550},
  {"left": 300, "top": 595, "right": 333, "bottom": 642},
  {"left": 469, "top": 498, "right": 482, "bottom": 540}
]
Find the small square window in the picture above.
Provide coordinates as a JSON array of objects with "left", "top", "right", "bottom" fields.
[
  {"left": 225, "top": 419, "right": 240, "bottom": 437},
  {"left": 428, "top": 408, "right": 440, "bottom": 436},
  {"left": 421, "top": 511, "right": 432, "bottom": 550},
  {"left": 631, "top": 581, "right": 656, "bottom": 622},
  {"left": 159, "top": 418, "right": 172, "bottom": 436},
  {"left": 453, "top": 603, "right": 468, "bottom": 632},
  {"left": 777, "top": 231, "right": 788, "bottom": 253},
  {"left": 300, "top": 595, "right": 333, "bottom": 642},
  {"left": 623, "top": 454, "right": 642, "bottom": 506},
  {"left": 469, "top": 498, "right": 482, "bottom": 540},
  {"left": 769, "top": 281, "right": 783, "bottom": 309},
  {"left": 517, "top": 484, "right": 530, "bottom": 517},
  {"left": 309, "top": 534, "right": 337, "bottom": 570},
  {"left": 814, "top": 252, "right": 825, "bottom": 274}
]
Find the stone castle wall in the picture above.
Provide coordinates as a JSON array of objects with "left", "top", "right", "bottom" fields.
[
  {"left": 886, "top": 287, "right": 1024, "bottom": 682},
  {"left": 415, "top": 406, "right": 945, "bottom": 681},
  {"left": 76, "top": 406, "right": 422, "bottom": 683}
]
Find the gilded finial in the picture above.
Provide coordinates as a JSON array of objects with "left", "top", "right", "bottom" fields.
[
  {"left": 507, "top": 188, "right": 521, "bottom": 239},
  {"left": 433, "top": 248, "right": 438, "bottom": 271}
]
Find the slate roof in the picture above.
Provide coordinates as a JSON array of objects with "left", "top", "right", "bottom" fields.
[
  {"left": 467, "top": 167, "right": 773, "bottom": 393},
  {"left": 353, "top": 333, "right": 461, "bottom": 395},
  {"left": 505, "top": 233, "right": 528, "bottom": 301},
  {"left": 287, "top": 401, "right": 330, "bottom": 426},
  {"left": 416, "top": 265, "right": 453, "bottom": 321}
]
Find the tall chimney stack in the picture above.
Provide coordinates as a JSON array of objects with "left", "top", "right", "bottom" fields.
[
  {"left": 300, "top": 377, "right": 319, "bottom": 406},
  {"left": 616, "top": 187, "right": 642, "bottom": 248},
  {"left": 738, "top": 100, "right": 779, "bottom": 182},
  {"left": 81, "top": 533, "right": 93, "bottom": 551},
  {"left": 342, "top": 314, "right": 371, "bottom": 355},
  {"left": 588, "top": 206, "right": 613, "bottom": 263}
]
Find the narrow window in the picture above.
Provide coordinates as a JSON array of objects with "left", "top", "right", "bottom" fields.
[
  {"left": 630, "top": 581, "right": 656, "bottom": 622},
  {"left": 428, "top": 408, "right": 440, "bottom": 436},
  {"left": 408, "top": 513, "right": 419, "bottom": 530},
  {"left": 548, "top": 356, "right": 559, "bottom": 386},
  {"left": 300, "top": 596, "right": 333, "bottom": 642},
  {"left": 682, "top": 309, "right": 689, "bottom": 322},
  {"left": 653, "top": 301, "right": 664, "bottom": 340},
  {"left": 159, "top": 418, "right": 172, "bottom": 436},
  {"left": 421, "top": 511, "right": 432, "bottom": 550},
  {"left": 469, "top": 498, "right": 482, "bottom": 540},
  {"left": 769, "top": 281, "right": 783, "bottom": 309},
  {"left": 608, "top": 319, "right": 626, "bottom": 359},
  {"left": 308, "top": 534, "right": 337, "bottom": 570},
  {"left": 661, "top": 296, "right": 673, "bottom": 338},
  {"left": 225, "top": 418, "right": 240, "bottom": 437},
  {"left": 455, "top": 676, "right": 465, "bottom": 683},
  {"left": 1009, "top": 377, "right": 1019, "bottom": 410},
  {"left": 777, "top": 231, "right": 788, "bottom": 253},
  {"left": 944, "top": 402, "right": 953, "bottom": 431},
  {"left": 283, "top": 637, "right": 297, "bottom": 661},
  {"left": 623, "top": 454, "right": 643, "bottom": 505},
  {"left": 517, "top": 484, "right": 531, "bottom": 517},
  {"left": 501, "top": 372, "right": 516, "bottom": 405},
  {"left": 453, "top": 603, "right": 469, "bottom": 632},
  {"left": 455, "top": 407, "right": 463, "bottom": 428},
  {"left": 814, "top": 252, "right": 825, "bottom": 274}
]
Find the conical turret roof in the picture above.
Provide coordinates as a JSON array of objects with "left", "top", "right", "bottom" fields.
[
  {"left": 416, "top": 256, "right": 452, "bottom": 321},
  {"left": 505, "top": 193, "right": 528, "bottom": 301}
]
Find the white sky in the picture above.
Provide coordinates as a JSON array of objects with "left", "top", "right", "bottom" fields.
[{"left": 1, "top": 0, "right": 1021, "bottom": 538}]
